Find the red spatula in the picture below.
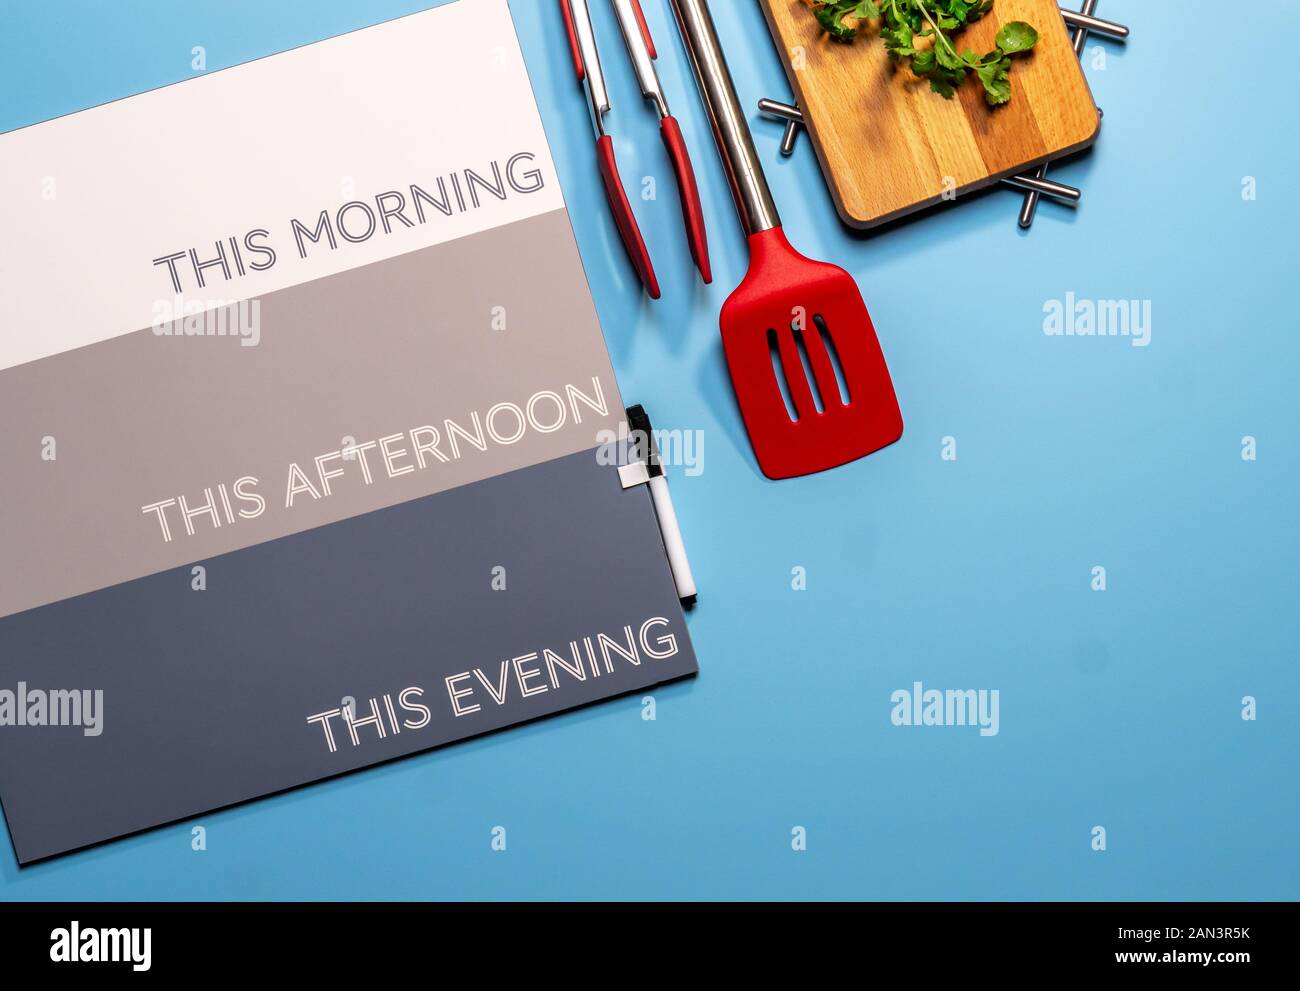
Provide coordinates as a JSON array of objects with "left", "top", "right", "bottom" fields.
[{"left": 668, "top": 0, "right": 903, "bottom": 479}]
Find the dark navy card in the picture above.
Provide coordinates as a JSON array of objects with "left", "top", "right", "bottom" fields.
[{"left": 0, "top": 450, "right": 696, "bottom": 863}]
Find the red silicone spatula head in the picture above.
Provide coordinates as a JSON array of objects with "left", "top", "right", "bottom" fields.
[
  {"left": 669, "top": 0, "right": 902, "bottom": 478},
  {"left": 721, "top": 228, "right": 903, "bottom": 479}
]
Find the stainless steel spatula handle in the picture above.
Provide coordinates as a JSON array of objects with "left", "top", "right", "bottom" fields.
[{"left": 668, "top": 0, "right": 780, "bottom": 236}]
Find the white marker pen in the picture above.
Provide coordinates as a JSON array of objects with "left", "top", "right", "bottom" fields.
[{"left": 626, "top": 405, "right": 697, "bottom": 607}]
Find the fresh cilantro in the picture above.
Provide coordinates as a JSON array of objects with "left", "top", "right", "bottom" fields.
[
  {"left": 975, "top": 56, "right": 1012, "bottom": 104},
  {"left": 805, "top": 0, "right": 1038, "bottom": 106},
  {"left": 816, "top": 0, "right": 883, "bottom": 40},
  {"left": 995, "top": 20, "right": 1038, "bottom": 54}
]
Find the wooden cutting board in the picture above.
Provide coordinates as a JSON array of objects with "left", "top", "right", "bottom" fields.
[{"left": 758, "top": 0, "right": 1100, "bottom": 228}]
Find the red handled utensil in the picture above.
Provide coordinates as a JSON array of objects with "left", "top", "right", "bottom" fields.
[
  {"left": 562, "top": 0, "right": 660, "bottom": 298},
  {"left": 668, "top": 0, "right": 903, "bottom": 479},
  {"left": 560, "top": 0, "right": 711, "bottom": 296},
  {"left": 608, "top": 0, "right": 710, "bottom": 284}
]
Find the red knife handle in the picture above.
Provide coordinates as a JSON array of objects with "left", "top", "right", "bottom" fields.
[
  {"left": 659, "top": 115, "right": 711, "bottom": 285},
  {"left": 595, "top": 135, "right": 661, "bottom": 299},
  {"left": 630, "top": 0, "right": 657, "bottom": 59},
  {"left": 559, "top": 0, "right": 584, "bottom": 81}
]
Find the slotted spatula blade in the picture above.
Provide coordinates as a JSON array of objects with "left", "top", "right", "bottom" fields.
[
  {"left": 670, "top": 0, "right": 903, "bottom": 479},
  {"left": 722, "top": 229, "right": 902, "bottom": 479}
]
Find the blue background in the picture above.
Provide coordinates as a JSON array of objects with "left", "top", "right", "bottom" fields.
[{"left": 1, "top": 0, "right": 1295, "bottom": 900}]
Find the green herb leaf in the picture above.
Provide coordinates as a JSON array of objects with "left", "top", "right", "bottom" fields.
[
  {"left": 815, "top": 5, "right": 858, "bottom": 41},
  {"left": 882, "top": 24, "right": 916, "bottom": 58},
  {"left": 929, "top": 76, "right": 957, "bottom": 98},
  {"left": 910, "top": 49, "right": 937, "bottom": 75},
  {"left": 935, "top": 40, "right": 965, "bottom": 70},
  {"left": 976, "top": 57, "right": 1012, "bottom": 104},
  {"left": 995, "top": 20, "right": 1039, "bottom": 54},
  {"left": 807, "top": 0, "right": 1036, "bottom": 105}
]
